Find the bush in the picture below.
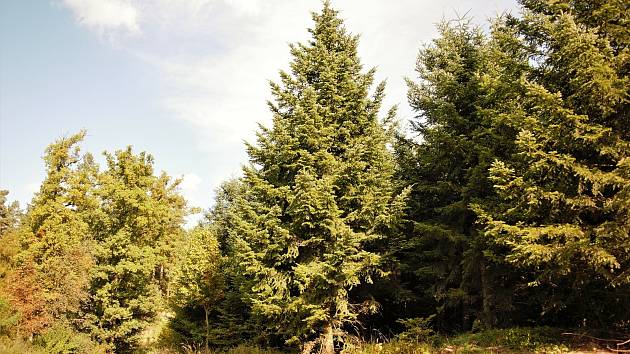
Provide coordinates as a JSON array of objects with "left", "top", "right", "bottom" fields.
[
  {"left": 33, "top": 323, "right": 107, "bottom": 354},
  {"left": 0, "top": 337, "right": 46, "bottom": 354},
  {"left": 395, "top": 316, "right": 435, "bottom": 343},
  {"left": 0, "top": 296, "right": 19, "bottom": 336}
]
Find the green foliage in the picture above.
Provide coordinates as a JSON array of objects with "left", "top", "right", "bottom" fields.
[
  {"left": 33, "top": 323, "right": 107, "bottom": 354},
  {"left": 233, "top": 2, "right": 406, "bottom": 350},
  {"left": 445, "top": 327, "right": 564, "bottom": 351},
  {"left": 7, "top": 132, "right": 96, "bottom": 336},
  {"left": 396, "top": 18, "right": 524, "bottom": 330},
  {"left": 83, "top": 146, "right": 187, "bottom": 351},
  {"left": 170, "top": 227, "right": 223, "bottom": 311},
  {"left": 395, "top": 316, "right": 435, "bottom": 343},
  {"left": 166, "top": 179, "right": 257, "bottom": 349},
  {"left": 169, "top": 227, "right": 223, "bottom": 350},
  {"left": 1, "top": 0, "right": 628, "bottom": 350},
  {"left": 396, "top": 0, "right": 630, "bottom": 332},
  {"left": 0, "top": 337, "right": 46, "bottom": 354},
  {"left": 0, "top": 190, "right": 21, "bottom": 287},
  {"left": 0, "top": 296, "right": 19, "bottom": 336},
  {"left": 349, "top": 341, "right": 433, "bottom": 354},
  {"left": 473, "top": 0, "right": 630, "bottom": 327},
  {"left": 0, "top": 190, "right": 20, "bottom": 237}
]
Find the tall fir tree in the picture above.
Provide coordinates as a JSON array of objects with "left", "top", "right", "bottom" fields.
[
  {"left": 475, "top": 0, "right": 630, "bottom": 327},
  {"left": 233, "top": 2, "right": 406, "bottom": 352},
  {"left": 396, "top": 19, "right": 527, "bottom": 330}
]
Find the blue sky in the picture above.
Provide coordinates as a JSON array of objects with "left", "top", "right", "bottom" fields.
[{"left": 0, "top": 0, "right": 518, "bottom": 217}]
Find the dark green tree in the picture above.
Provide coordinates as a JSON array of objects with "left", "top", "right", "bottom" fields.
[
  {"left": 476, "top": 0, "right": 630, "bottom": 327},
  {"left": 232, "top": 2, "right": 406, "bottom": 352},
  {"left": 396, "top": 19, "right": 527, "bottom": 330}
]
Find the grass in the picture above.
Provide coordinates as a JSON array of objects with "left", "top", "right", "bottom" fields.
[
  {"left": 0, "top": 327, "right": 614, "bottom": 353},
  {"left": 349, "top": 327, "right": 611, "bottom": 354}
]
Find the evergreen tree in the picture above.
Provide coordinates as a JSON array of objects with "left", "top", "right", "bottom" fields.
[
  {"left": 208, "top": 179, "right": 257, "bottom": 347},
  {"left": 233, "top": 3, "right": 406, "bottom": 352},
  {"left": 167, "top": 180, "right": 256, "bottom": 349},
  {"left": 396, "top": 19, "right": 526, "bottom": 330},
  {"left": 83, "top": 147, "right": 186, "bottom": 351},
  {"left": 475, "top": 0, "right": 630, "bottom": 327}
]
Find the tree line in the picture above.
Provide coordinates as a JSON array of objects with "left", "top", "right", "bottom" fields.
[{"left": 0, "top": 0, "right": 628, "bottom": 353}]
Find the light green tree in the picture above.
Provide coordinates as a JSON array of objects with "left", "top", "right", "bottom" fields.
[
  {"left": 0, "top": 190, "right": 20, "bottom": 238},
  {"left": 83, "top": 147, "right": 186, "bottom": 351},
  {"left": 169, "top": 227, "right": 223, "bottom": 351},
  {"left": 233, "top": 2, "right": 406, "bottom": 352}
]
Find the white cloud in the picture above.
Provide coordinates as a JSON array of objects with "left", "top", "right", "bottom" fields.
[
  {"left": 62, "top": 0, "right": 140, "bottom": 36},
  {"left": 61, "top": 0, "right": 520, "bottom": 206},
  {"left": 179, "top": 172, "right": 203, "bottom": 207}
]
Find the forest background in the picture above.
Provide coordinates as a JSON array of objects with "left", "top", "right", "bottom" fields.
[{"left": 0, "top": 0, "right": 628, "bottom": 353}]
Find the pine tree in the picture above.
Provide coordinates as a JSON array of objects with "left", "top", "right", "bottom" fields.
[
  {"left": 475, "top": 0, "right": 630, "bottom": 326},
  {"left": 83, "top": 147, "right": 186, "bottom": 351},
  {"left": 232, "top": 3, "right": 406, "bottom": 352}
]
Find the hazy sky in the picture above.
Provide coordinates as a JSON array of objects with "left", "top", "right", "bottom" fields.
[{"left": 0, "top": 0, "right": 518, "bottom": 217}]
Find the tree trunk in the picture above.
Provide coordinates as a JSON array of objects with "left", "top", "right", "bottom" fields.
[
  {"left": 480, "top": 259, "right": 497, "bottom": 328},
  {"left": 302, "top": 340, "right": 316, "bottom": 354},
  {"left": 321, "top": 323, "right": 334, "bottom": 354},
  {"left": 204, "top": 304, "right": 210, "bottom": 353}
]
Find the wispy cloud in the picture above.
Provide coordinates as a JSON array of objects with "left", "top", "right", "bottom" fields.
[
  {"left": 60, "top": 0, "right": 518, "bottom": 206},
  {"left": 62, "top": 0, "right": 140, "bottom": 36},
  {"left": 179, "top": 172, "right": 203, "bottom": 207}
]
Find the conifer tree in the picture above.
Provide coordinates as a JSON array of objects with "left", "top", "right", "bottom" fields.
[
  {"left": 233, "top": 3, "right": 405, "bottom": 352},
  {"left": 207, "top": 179, "right": 257, "bottom": 346},
  {"left": 167, "top": 179, "right": 255, "bottom": 349},
  {"left": 83, "top": 147, "right": 186, "bottom": 351},
  {"left": 396, "top": 19, "right": 526, "bottom": 330},
  {"left": 475, "top": 0, "right": 630, "bottom": 326}
]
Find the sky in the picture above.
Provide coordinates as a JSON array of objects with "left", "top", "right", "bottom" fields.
[{"left": 0, "top": 0, "right": 519, "bottom": 220}]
